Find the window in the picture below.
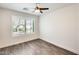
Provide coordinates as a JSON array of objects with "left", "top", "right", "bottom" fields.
[{"left": 12, "top": 15, "right": 35, "bottom": 36}]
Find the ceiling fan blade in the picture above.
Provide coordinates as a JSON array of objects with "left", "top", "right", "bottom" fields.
[
  {"left": 40, "top": 10, "right": 43, "bottom": 13},
  {"left": 39, "top": 8, "right": 49, "bottom": 10},
  {"left": 23, "top": 8, "right": 35, "bottom": 10}
]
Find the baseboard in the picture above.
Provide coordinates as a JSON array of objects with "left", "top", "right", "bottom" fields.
[
  {"left": 0, "top": 38, "right": 39, "bottom": 49},
  {"left": 40, "top": 38, "right": 78, "bottom": 55}
]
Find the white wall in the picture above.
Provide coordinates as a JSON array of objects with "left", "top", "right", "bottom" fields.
[
  {"left": 40, "top": 5, "right": 79, "bottom": 54},
  {"left": 0, "top": 8, "right": 39, "bottom": 48}
]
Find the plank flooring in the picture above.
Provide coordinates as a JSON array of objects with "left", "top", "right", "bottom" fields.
[{"left": 0, "top": 39, "right": 77, "bottom": 55}]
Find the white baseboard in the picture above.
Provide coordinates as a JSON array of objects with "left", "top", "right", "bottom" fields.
[
  {"left": 0, "top": 38, "right": 39, "bottom": 49},
  {"left": 40, "top": 38, "right": 79, "bottom": 54}
]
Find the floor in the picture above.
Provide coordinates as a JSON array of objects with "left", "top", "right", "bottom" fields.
[{"left": 0, "top": 39, "right": 76, "bottom": 55}]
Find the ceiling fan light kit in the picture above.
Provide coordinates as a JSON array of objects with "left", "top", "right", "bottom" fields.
[{"left": 35, "top": 9, "right": 40, "bottom": 13}]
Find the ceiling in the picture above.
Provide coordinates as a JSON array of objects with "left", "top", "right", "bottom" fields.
[{"left": 0, "top": 3, "right": 75, "bottom": 16}]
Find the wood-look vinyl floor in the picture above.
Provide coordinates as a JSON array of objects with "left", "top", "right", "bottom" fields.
[{"left": 0, "top": 39, "right": 77, "bottom": 55}]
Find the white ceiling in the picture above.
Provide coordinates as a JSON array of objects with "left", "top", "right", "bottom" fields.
[{"left": 0, "top": 3, "right": 75, "bottom": 16}]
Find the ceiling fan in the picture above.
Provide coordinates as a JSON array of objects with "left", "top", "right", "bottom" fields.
[{"left": 23, "top": 3, "right": 49, "bottom": 13}]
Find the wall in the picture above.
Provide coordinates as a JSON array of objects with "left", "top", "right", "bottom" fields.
[
  {"left": 76, "top": 5, "right": 79, "bottom": 54},
  {"left": 0, "top": 8, "right": 39, "bottom": 48},
  {"left": 39, "top": 5, "right": 79, "bottom": 54}
]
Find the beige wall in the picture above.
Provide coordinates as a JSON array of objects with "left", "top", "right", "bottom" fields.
[
  {"left": 40, "top": 5, "right": 79, "bottom": 54},
  {"left": 0, "top": 8, "right": 39, "bottom": 48},
  {"left": 76, "top": 5, "right": 79, "bottom": 54}
]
